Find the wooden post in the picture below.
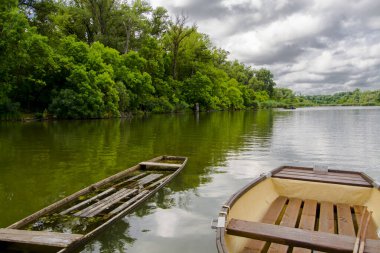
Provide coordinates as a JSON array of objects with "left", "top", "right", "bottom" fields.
[{"left": 195, "top": 103, "right": 199, "bottom": 112}]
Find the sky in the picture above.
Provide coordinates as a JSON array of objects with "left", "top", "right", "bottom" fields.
[{"left": 150, "top": 0, "right": 380, "bottom": 95}]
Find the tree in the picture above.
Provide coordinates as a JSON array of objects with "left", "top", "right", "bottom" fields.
[
  {"left": 150, "top": 6, "right": 169, "bottom": 38},
  {"left": 254, "top": 68, "right": 276, "bottom": 97},
  {"left": 117, "top": 0, "right": 151, "bottom": 53},
  {"left": 0, "top": 0, "right": 56, "bottom": 112},
  {"left": 183, "top": 72, "right": 212, "bottom": 110},
  {"left": 165, "top": 14, "right": 196, "bottom": 80}
]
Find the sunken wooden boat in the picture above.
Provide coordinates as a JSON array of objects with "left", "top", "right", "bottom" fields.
[
  {"left": 0, "top": 155, "right": 187, "bottom": 253},
  {"left": 215, "top": 166, "right": 380, "bottom": 253}
]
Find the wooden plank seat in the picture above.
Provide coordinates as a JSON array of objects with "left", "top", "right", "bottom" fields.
[
  {"left": 74, "top": 188, "right": 138, "bottom": 218},
  {"left": 226, "top": 219, "right": 380, "bottom": 253},
  {"left": 139, "top": 161, "right": 181, "bottom": 169},
  {"left": 0, "top": 229, "right": 83, "bottom": 248},
  {"left": 273, "top": 168, "right": 372, "bottom": 187},
  {"left": 242, "top": 196, "right": 288, "bottom": 252},
  {"left": 231, "top": 197, "right": 379, "bottom": 253}
]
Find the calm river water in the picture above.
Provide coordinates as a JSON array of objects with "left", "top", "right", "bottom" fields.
[{"left": 1, "top": 107, "right": 380, "bottom": 252}]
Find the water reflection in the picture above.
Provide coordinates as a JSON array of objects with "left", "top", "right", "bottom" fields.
[{"left": 1, "top": 108, "right": 379, "bottom": 253}]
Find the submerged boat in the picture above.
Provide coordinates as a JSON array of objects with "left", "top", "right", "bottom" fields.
[
  {"left": 0, "top": 155, "right": 187, "bottom": 253},
  {"left": 215, "top": 166, "right": 380, "bottom": 253}
]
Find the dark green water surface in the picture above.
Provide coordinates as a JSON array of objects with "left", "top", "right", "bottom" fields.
[{"left": 1, "top": 107, "right": 380, "bottom": 252}]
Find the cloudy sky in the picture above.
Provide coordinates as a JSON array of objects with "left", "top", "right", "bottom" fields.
[{"left": 150, "top": 0, "right": 380, "bottom": 94}]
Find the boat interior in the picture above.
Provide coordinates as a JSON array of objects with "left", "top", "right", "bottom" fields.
[{"left": 223, "top": 167, "right": 380, "bottom": 253}]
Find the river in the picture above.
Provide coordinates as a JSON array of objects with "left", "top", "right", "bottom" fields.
[{"left": 0, "top": 107, "right": 379, "bottom": 252}]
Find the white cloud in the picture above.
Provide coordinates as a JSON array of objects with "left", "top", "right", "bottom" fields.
[
  {"left": 221, "top": 0, "right": 263, "bottom": 9},
  {"left": 149, "top": 0, "right": 380, "bottom": 94}
]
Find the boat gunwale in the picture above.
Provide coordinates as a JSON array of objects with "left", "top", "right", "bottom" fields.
[
  {"left": 5, "top": 155, "right": 187, "bottom": 252},
  {"left": 215, "top": 165, "right": 379, "bottom": 253}
]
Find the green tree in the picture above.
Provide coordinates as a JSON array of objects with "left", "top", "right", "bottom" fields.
[
  {"left": 0, "top": 0, "right": 56, "bottom": 113},
  {"left": 254, "top": 68, "right": 276, "bottom": 97},
  {"left": 183, "top": 72, "right": 212, "bottom": 110},
  {"left": 150, "top": 6, "right": 169, "bottom": 38},
  {"left": 164, "top": 14, "right": 196, "bottom": 80}
]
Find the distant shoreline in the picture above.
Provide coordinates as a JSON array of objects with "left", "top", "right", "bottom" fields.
[{"left": 2, "top": 105, "right": 380, "bottom": 123}]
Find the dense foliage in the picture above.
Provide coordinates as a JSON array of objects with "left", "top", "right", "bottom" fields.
[
  {"left": 1, "top": 0, "right": 281, "bottom": 119},
  {"left": 303, "top": 89, "right": 380, "bottom": 106},
  {"left": 1, "top": 1, "right": 378, "bottom": 119}
]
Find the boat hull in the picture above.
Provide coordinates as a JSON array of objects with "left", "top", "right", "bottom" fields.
[
  {"left": 216, "top": 166, "right": 380, "bottom": 253},
  {"left": 1, "top": 155, "right": 188, "bottom": 253}
]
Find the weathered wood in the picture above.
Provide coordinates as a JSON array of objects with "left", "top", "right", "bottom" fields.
[
  {"left": 4, "top": 155, "right": 188, "bottom": 253},
  {"left": 0, "top": 229, "right": 83, "bottom": 248},
  {"left": 274, "top": 172, "right": 371, "bottom": 187},
  {"left": 139, "top": 162, "right": 181, "bottom": 169},
  {"left": 359, "top": 211, "right": 373, "bottom": 253},
  {"left": 226, "top": 219, "right": 380, "bottom": 253},
  {"left": 354, "top": 206, "right": 379, "bottom": 239},
  {"left": 137, "top": 173, "right": 163, "bottom": 186},
  {"left": 109, "top": 190, "right": 149, "bottom": 215},
  {"left": 293, "top": 199, "right": 317, "bottom": 253},
  {"left": 353, "top": 207, "right": 367, "bottom": 253},
  {"left": 242, "top": 196, "right": 287, "bottom": 252},
  {"left": 112, "top": 172, "right": 147, "bottom": 188},
  {"left": 146, "top": 175, "right": 172, "bottom": 190},
  {"left": 319, "top": 202, "right": 335, "bottom": 234},
  {"left": 337, "top": 204, "right": 355, "bottom": 236},
  {"left": 281, "top": 168, "right": 369, "bottom": 180},
  {"left": 315, "top": 201, "right": 335, "bottom": 253},
  {"left": 261, "top": 196, "right": 288, "bottom": 224},
  {"left": 267, "top": 198, "right": 302, "bottom": 253},
  {"left": 75, "top": 188, "right": 138, "bottom": 217},
  {"left": 275, "top": 171, "right": 368, "bottom": 185},
  {"left": 60, "top": 188, "right": 116, "bottom": 215},
  {"left": 277, "top": 170, "right": 369, "bottom": 184}
]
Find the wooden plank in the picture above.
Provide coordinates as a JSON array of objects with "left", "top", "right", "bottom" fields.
[
  {"left": 75, "top": 188, "right": 137, "bottom": 217},
  {"left": 276, "top": 171, "right": 368, "bottom": 185},
  {"left": 267, "top": 198, "right": 302, "bottom": 253},
  {"left": 60, "top": 188, "right": 116, "bottom": 215},
  {"left": 261, "top": 196, "right": 288, "bottom": 224},
  {"left": 83, "top": 189, "right": 138, "bottom": 218},
  {"left": 281, "top": 168, "right": 368, "bottom": 180},
  {"left": 315, "top": 202, "right": 335, "bottom": 253},
  {"left": 109, "top": 190, "right": 149, "bottom": 215},
  {"left": 353, "top": 206, "right": 379, "bottom": 239},
  {"left": 273, "top": 172, "right": 371, "bottom": 187},
  {"left": 293, "top": 199, "right": 317, "bottom": 253},
  {"left": 226, "top": 219, "right": 380, "bottom": 253},
  {"left": 319, "top": 202, "right": 335, "bottom": 234},
  {"left": 0, "top": 229, "right": 82, "bottom": 248},
  {"left": 274, "top": 172, "right": 370, "bottom": 186},
  {"left": 112, "top": 173, "right": 147, "bottom": 188},
  {"left": 139, "top": 162, "right": 181, "bottom": 169},
  {"left": 145, "top": 175, "right": 171, "bottom": 190},
  {"left": 137, "top": 173, "right": 163, "bottom": 186},
  {"left": 337, "top": 204, "right": 355, "bottom": 236},
  {"left": 242, "top": 196, "right": 287, "bottom": 252},
  {"left": 278, "top": 170, "right": 369, "bottom": 184}
]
